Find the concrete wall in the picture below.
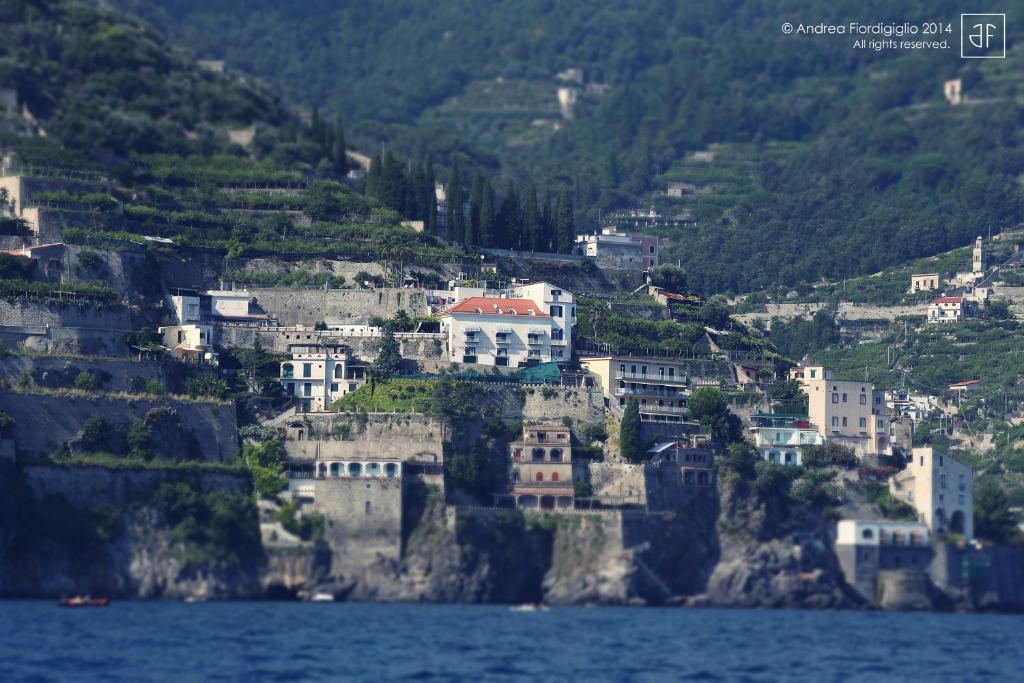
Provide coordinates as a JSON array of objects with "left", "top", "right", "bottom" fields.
[
  {"left": 23, "top": 464, "right": 248, "bottom": 509},
  {"left": 0, "top": 392, "right": 238, "bottom": 461},
  {"left": 314, "top": 477, "right": 404, "bottom": 574},
  {"left": 248, "top": 287, "right": 429, "bottom": 325}
]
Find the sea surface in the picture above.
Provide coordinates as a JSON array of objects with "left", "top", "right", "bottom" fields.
[{"left": 0, "top": 601, "right": 1020, "bottom": 682}]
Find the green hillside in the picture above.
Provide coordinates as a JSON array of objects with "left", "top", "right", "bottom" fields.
[{"left": 111, "top": 0, "right": 1024, "bottom": 294}]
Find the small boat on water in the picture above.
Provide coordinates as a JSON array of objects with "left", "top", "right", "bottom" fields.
[
  {"left": 510, "top": 603, "right": 549, "bottom": 613},
  {"left": 59, "top": 596, "right": 110, "bottom": 608},
  {"left": 309, "top": 592, "right": 335, "bottom": 603}
]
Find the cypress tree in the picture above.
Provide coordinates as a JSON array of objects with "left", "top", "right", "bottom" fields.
[
  {"left": 541, "top": 191, "right": 554, "bottom": 253},
  {"left": 523, "top": 185, "right": 541, "bottom": 251},
  {"left": 366, "top": 154, "right": 383, "bottom": 203},
  {"left": 479, "top": 180, "right": 495, "bottom": 247},
  {"left": 619, "top": 397, "right": 643, "bottom": 463},
  {"left": 497, "top": 180, "right": 521, "bottom": 249},
  {"left": 332, "top": 115, "right": 348, "bottom": 175},
  {"left": 467, "top": 174, "right": 483, "bottom": 248},
  {"left": 381, "top": 151, "right": 407, "bottom": 213},
  {"left": 555, "top": 188, "right": 575, "bottom": 253},
  {"left": 424, "top": 159, "right": 437, "bottom": 235},
  {"left": 445, "top": 158, "right": 464, "bottom": 244},
  {"left": 410, "top": 163, "right": 427, "bottom": 222}
]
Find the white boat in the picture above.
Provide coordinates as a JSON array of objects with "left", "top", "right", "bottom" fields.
[
  {"left": 510, "top": 603, "right": 549, "bottom": 612},
  {"left": 310, "top": 592, "right": 335, "bottom": 603}
]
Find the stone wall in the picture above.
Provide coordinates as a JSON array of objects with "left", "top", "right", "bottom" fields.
[
  {"left": 314, "top": 477, "right": 404, "bottom": 575},
  {"left": 0, "top": 300, "right": 132, "bottom": 330},
  {"left": 521, "top": 384, "right": 604, "bottom": 425},
  {"left": 0, "top": 392, "right": 238, "bottom": 461},
  {"left": 248, "top": 287, "right": 429, "bottom": 325},
  {"left": 283, "top": 414, "right": 445, "bottom": 463},
  {"left": 0, "top": 355, "right": 165, "bottom": 393},
  {"left": 23, "top": 464, "right": 248, "bottom": 509},
  {"left": 215, "top": 325, "right": 445, "bottom": 360}
]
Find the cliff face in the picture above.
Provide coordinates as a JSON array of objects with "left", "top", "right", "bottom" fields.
[{"left": 0, "top": 462, "right": 263, "bottom": 599}]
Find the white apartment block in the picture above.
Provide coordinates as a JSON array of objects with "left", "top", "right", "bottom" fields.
[
  {"left": 927, "top": 296, "right": 966, "bottom": 325},
  {"left": 748, "top": 413, "right": 827, "bottom": 466},
  {"left": 280, "top": 343, "right": 367, "bottom": 412},
  {"left": 890, "top": 447, "right": 974, "bottom": 540},
  {"left": 440, "top": 297, "right": 555, "bottom": 367}
]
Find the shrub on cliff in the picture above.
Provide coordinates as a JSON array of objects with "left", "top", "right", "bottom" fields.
[
  {"left": 974, "top": 479, "right": 1019, "bottom": 545},
  {"left": 619, "top": 397, "right": 643, "bottom": 462}
]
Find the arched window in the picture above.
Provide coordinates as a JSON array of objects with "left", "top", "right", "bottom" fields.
[
  {"left": 549, "top": 448, "right": 562, "bottom": 462},
  {"left": 535, "top": 472, "right": 544, "bottom": 482},
  {"left": 329, "top": 462, "right": 340, "bottom": 477},
  {"left": 281, "top": 363, "right": 294, "bottom": 379},
  {"left": 366, "top": 462, "right": 381, "bottom": 477},
  {"left": 861, "top": 528, "right": 874, "bottom": 540},
  {"left": 532, "top": 448, "right": 545, "bottom": 462},
  {"left": 334, "top": 365, "right": 344, "bottom": 379},
  {"left": 348, "top": 462, "right": 362, "bottom": 477},
  {"left": 384, "top": 463, "right": 398, "bottom": 478},
  {"left": 551, "top": 472, "right": 559, "bottom": 482}
]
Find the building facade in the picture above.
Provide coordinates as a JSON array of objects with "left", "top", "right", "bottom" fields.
[
  {"left": 908, "top": 273, "right": 940, "bottom": 294},
  {"left": 575, "top": 228, "right": 658, "bottom": 271},
  {"left": 440, "top": 296, "right": 554, "bottom": 367},
  {"left": 280, "top": 343, "right": 367, "bottom": 412},
  {"left": 791, "top": 365, "right": 891, "bottom": 458},
  {"left": 506, "top": 424, "right": 580, "bottom": 510},
  {"left": 927, "top": 296, "right": 966, "bottom": 325},
  {"left": 889, "top": 447, "right": 974, "bottom": 540},
  {"left": 581, "top": 355, "right": 694, "bottom": 423},
  {"left": 748, "top": 413, "right": 827, "bottom": 465},
  {"left": 835, "top": 519, "right": 933, "bottom": 600},
  {"left": 516, "top": 281, "right": 574, "bottom": 361},
  {"left": 646, "top": 434, "right": 715, "bottom": 486}
]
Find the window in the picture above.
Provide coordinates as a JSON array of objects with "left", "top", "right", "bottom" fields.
[
  {"left": 832, "top": 417, "right": 839, "bottom": 427},
  {"left": 810, "top": 370, "right": 817, "bottom": 378},
  {"left": 862, "top": 529, "right": 874, "bottom": 540},
  {"left": 959, "top": 475, "right": 966, "bottom": 491},
  {"left": 549, "top": 449, "right": 562, "bottom": 462},
  {"left": 302, "top": 364, "right": 312, "bottom": 378},
  {"left": 536, "top": 472, "right": 544, "bottom": 482},
  {"left": 940, "top": 474, "right": 946, "bottom": 489},
  {"left": 513, "top": 448, "right": 522, "bottom": 461},
  {"left": 303, "top": 382, "right": 312, "bottom": 397},
  {"left": 365, "top": 501, "right": 372, "bottom": 515},
  {"left": 549, "top": 305, "right": 563, "bottom": 317},
  {"left": 551, "top": 472, "right": 559, "bottom": 482},
  {"left": 939, "top": 455, "right": 944, "bottom": 466},
  {"left": 532, "top": 448, "right": 545, "bottom": 462},
  {"left": 842, "top": 393, "right": 848, "bottom": 403},
  {"left": 842, "top": 417, "right": 848, "bottom": 427},
  {"left": 859, "top": 394, "right": 866, "bottom": 405},
  {"left": 958, "top": 494, "right": 965, "bottom": 505},
  {"left": 551, "top": 328, "right": 564, "bottom": 341},
  {"left": 859, "top": 418, "right": 866, "bottom": 428},
  {"left": 668, "top": 367, "right": 675, "bottom": 378},
  {"left": 619, "top": 364, "right": 626, "bottom": 375},
  {"left": 330, "top": 383, "right": 339, "bottom": 393},
  {"left": 920, "top": 455, "right": 924, "bottom": 466},
  {"left": 649, "top": 245, "right": 655, "bottom": 254},
  {"left": 641, "top": 365, "right": 647, "bottom": 376},
  {"left": 832, "top": 393, "right": 839, "bottom": 404}
]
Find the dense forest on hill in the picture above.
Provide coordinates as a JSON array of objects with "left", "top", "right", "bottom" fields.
[{"left": 112, "top": 0, "right": 1024, "bottom": 293}]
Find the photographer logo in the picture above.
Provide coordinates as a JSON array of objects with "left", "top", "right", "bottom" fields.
[{"left": 961, "top": 14, "right": 1006, "bottom": 58}]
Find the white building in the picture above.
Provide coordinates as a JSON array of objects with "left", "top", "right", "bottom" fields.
[
  {"left": 439, "top": 297, "right": 554, "bottom": 367},
  {"left": 575, "top": 227, "right": 658, "bottom": 271},
  {"left": 280, "top": 343, "right": 367, "bottom": 412},
  {"left": 927, "top": 296, "right": 967, "bottom": 325},
  {"left": 890, "top": 447, "right": 974, "bottom": 540},
  {"left": 171, "top": 288, "right": 271, "bottom": 325},
  {"left": 515, "top": 281, "right": 574, "bottom": 361},
  {"left": 157, "top": 323, "right": 219, "bottom": 366},
  {"left": 748, "top": 413, "right": 827, "bottom": 466}
]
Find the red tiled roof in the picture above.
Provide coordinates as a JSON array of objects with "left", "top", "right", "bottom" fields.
[
  {"left": 949, "top": 379, "right": 981, "bottom": 387},
  {"left": 934, "top": 297, "right": 964, "bottom": 304},
  {"left": 441, "top": 296, "right": 550, "bottom": 317}
]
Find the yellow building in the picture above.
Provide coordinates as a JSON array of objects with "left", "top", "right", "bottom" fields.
[
  {"left": 908, "top": 273, "right": 940, "bottom": 294},
  {"left": 890, "top": 447, "right": 973, "bottom": 540},
  {"left": 791, "top": 365, "right": 891, "bottom": 458}
]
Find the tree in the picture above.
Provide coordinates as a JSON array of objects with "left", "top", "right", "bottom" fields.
[
  {"left": 687, "top": 387, "right": 743, "bottom": 443},
  {"left": 479, "top": 180, "right": 495, "bottom": 247},
  {"left": 424, "top": 159, "right": 437, "bottom": 235},
  {"left": 467, "top": 174, "right": 483, "bottom": 248},
  {"left": 974, "top": 479, "right": 1018, "bottom": 544},
  {"left": 445, "top": 158, "right": 465, "bottom": 244},
  {"left": 370, "top": 325, "right": 402, "bottom": 382},
  {"left": 496, "top": 180, "right": 521, "bottom": 249},
  {"left": 304, "top": 180, "right": 342, "bottom": 222},
  {"left": 366, "top": 154, "right": 383, "bottom": 203},
  {"left": 331, "top": 114, "right": 348, "bottom": 175},
  {"left": 380, "top": 151, "right": 407, "bottom": 213},
  {"left": 523, "top": 185, "right": 541, "bottom": 251},
  {"left": 619, "top": 397, "right": 643, "bottom": 462},
  {"left": 651, "top": 264, "right": 687, "bottom": 292},
  {"left": 554, "top": 188, "right": 575, "bottom": 253}
]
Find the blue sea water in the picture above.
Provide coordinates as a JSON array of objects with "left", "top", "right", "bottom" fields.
[{"left": 0, "top": 602, "right": 1020, "bottom": 682}]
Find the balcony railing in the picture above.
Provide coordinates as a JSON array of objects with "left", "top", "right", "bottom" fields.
[
  {"left": 638, "top": 403, "right": 687, "bottom": 414},
  {"left": 613, "top": 387, "right": 686, "bottom": 399},
  {"left": 615, "top": 372, "right": 687, "bottom": 385}
]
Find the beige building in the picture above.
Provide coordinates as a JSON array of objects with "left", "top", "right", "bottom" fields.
[
  {"left": 790, "top": 365, "right": 891, "bottom": 458},
  {"left": 927, "top": 296, "right": 967, "bottom": 324},
  {"left": 507, "top": 424, "right": 581, "bottom": 510},
  {"left": 890, "top": 447, "right": 973, "bottom": 540},
  {"left": 582, "top": 355, "right": 693, "bottom": 423},
  {"left": 908, "top": 273, "right": 940, "bottom": 294}
]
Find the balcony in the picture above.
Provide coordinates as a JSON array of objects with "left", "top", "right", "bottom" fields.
[
  {"left": 638, "top": 402, "right": 687, "bottom": 415},
  {"left": 614, "top": 371, "right": 687, "bottom": 385},
  {"left": 495, "top": 334, "right": 512, "bottom": 345},
  {"left": 527, "top": 336, "right": 543, "bottom": 346},
  {"left": 613, "top": 387, "right": 686, "bottom": 399}
]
